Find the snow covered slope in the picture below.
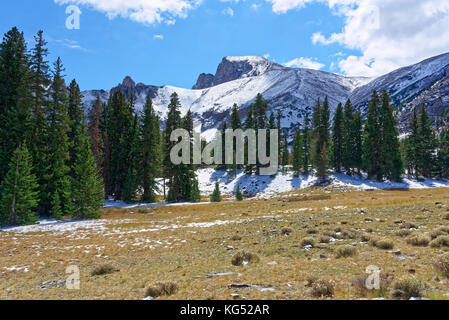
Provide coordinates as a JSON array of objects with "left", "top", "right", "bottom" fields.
[{"left": 82, "top": 53, "right": 449, "bottom": 137}]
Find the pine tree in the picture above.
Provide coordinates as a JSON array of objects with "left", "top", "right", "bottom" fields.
[
  {"left": 292, "top": 126, "right": 302, "bottom": 176},
  {"left": 352, "top": 109, "right": 363, "bottom": 175},
  {"left": 363, "top": 91, "right": 382, "bottom": 181},
  {"left": 67, "top": 79, "right": 85, "bottom": 177},
  {"left": 122, "top": 110, "right": 140, "bottom": 203},
  {"left": 437, "top": 129, "right": 449, "bottom": 178},
  {"left": 244, "top": 105, "right": 256, "bottom": 175},
  {"left": 379, "top": 90, "right": 403, "bottom": 181},
  {"left": 254, "top": 94, "right": 268, "bottom": 175},
  {"left": 302, "top": 113, "right": 311, "bottom": 174},
  {"left": 235, "top": 184, "right": 243, "bottom": 201},
  {"left": 42, "top": 58, "right": 72, "bottom": 218},
  {"left": 312, "top": 97, "right": 330, "bottom": 180},
  {"left": 140, "top": 95, "right": 161, "bottom": 203},
  {"left": 87, "top": 96, "right": 103, "bottom": 172},
  {"left": 100, "top": 101, "right": 111, "bottom": 199},
  {"left": 416, "top": 105, "right": 437, "bottom": 177},
  {"left": 0, "top": 27, "right": 33, "bottom": 183},
  {"left": 230, "top": 104, "right": 242, "bottom": 176},
  {"left": 107, "top": 90, "right": 135, "bottom": 200},
  {"left": 404, "top": 108, "right": 419, "bottom": 177},
  {"left": 331, "top": 103, "right": 343, "bottom": 173},
  {"left": 342, "top": 99, "right": 354, "bottom": 173},
  {"left": 281, "top": 129, "right": 289, "bottom": 171},
  {"left": 0, "top": 145, "right": 39, "bottom": 226},
  {"left": 29, "top": 30, "right": 51, "bottom": 191},
  {"left": 71, "top": 133, "right": 104, "bottom": 219},
  {"left": 181, "top": 108, "right": 201, "bottom": 203},
  {"left": 210, "top": 182, "right": 222, "bottom": 202}
]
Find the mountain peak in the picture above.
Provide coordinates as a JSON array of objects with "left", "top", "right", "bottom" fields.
[
  {"left": 193, "top": 55, "right": 281, "bottom": 90},
  {"left": 121, "top": 76, "right": 135, "bottom": 88}
]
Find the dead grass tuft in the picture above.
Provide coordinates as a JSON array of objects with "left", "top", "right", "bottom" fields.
[
  {"left": 301, "top": 237, "right": 316, "bottom": 248},
  {"left": 391, "top": 277, "right": 427, "bottom": 300},
  {"left": 406, "top": 235, "right": 430, "bottom": 247},
  {"left": 311, "top": 280, "right": 334, "bottom": 298},
  {"left": 91, "top": 264, "right": 118, "bottom": 276},
  {"left": 434, "top": 253, "right": 449, "bottom": 278},
  {"left": 335, "top": 245, "right": 357, "bottom": 258},
  {"left": 145, "top": 282, "right": 179, "bottom": 298},
  {"left": 231, "top": 251, "right": 260, "bottom": 266},
  {"left": 430, "top": 236, "right": 449, "bottom": 248}
]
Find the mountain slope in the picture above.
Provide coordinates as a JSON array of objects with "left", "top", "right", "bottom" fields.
[{"left": 82, "top": 53, "right": 449, "bottom": 137}]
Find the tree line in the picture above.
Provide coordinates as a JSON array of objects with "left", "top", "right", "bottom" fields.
[{"left": 1, "top": 27, "right": 448, "bottom": 226}]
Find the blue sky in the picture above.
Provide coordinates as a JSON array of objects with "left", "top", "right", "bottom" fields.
[{"left": 1, "top": 0, "right": 448, "bottom": 91}]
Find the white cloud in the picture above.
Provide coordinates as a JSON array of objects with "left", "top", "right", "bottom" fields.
[
  {"left": 222, "top": 7, "right": 235, "bottom": 16},
  {"left": 153, "top": 34, "right": 164, "bottom": 40},
  {"left": 267, "top": 0, "right": 449, "bottom": 77},
  {"left": 284, "top": 57, "right": 325, "bottom": 70},
  {"left": 54, "top": 0, "right": 202, "bottom": 25},
  {"left": 263, "top": 53, "right": 271, "bottom": 59}
]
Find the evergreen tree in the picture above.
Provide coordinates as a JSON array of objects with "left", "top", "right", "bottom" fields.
[
  {"left": 71, "top": 133, "right": 104, "bottom": 219},
  {"left": 281, "top": 129, "right": 289, "bottom": 171},
  {"left": 404, "top": 108, "right": 419, "bottom": 177},
  {"left": 0, "top": 145, "right": 39, "bottom": 226},
  {"left": 301, "top": 113, "right": 311, "bottom": 174},
  {"left": 342, "top": 99, "right": 354, "bottom": 173},
  {"left": 244, "top": 105, "right": 256, "bottom": 175},
  {"left": 100, "top": 101, "right": 111, "bottom": 198},
  {"left": 379, "top": 90, "right": 403, "bottom": 181},
  {"left": 210, "top": 182, "right": 222, "bottom": 203},
  {"left": 140, "top": 95, "right": 161, "bottom": 203},
  {"left": 235, "top": 184, "right": 243, "bottom": 201},
  {"left": 29, "top": 30, "right": 51, "bottom": 190},
  {"left": 416, "top": 105, "right": 437, "bottom": 177},
  {"left": 254, "top": 94, "right": 268, "bottom": 175},
  {"left": 107, "top": 90, "right": 135, "bottom": 200},
  {"left": 352, "top": 109, "right": 363, "bottom": 175},
  {"left": 363, "top": 91, "right": 382, "bottom": 181},
  {"left": 331, "top": 103, "right": 343, "bottom": 173},
  {"left": 122, "top": 111, "right": 140, "bottom": 203},
  {"left": 311, "top": 97, "right": 330, "bottom": 180},
  {"left": 42, "top": 58, "right": 72, "bottom": 218},
  {"left": 437, "top": 129, "right": 449, "bottom": 178},
  {"left": 87, "top": 96, "right": 103, "bottom": 171},
  {"left": 230, "top": 104, "right": 242, "bottom": 176},
  {"left": 292, "top": 126, "right": 302, "bottom": 176},
  {"left": 0, "top": 27, "right": 33, "bottom": 182},
  {"left": 67, "top": 79, "right": 85, "bottom": 177}
]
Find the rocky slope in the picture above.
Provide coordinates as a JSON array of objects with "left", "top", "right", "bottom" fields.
[{"left": 82, "top": 52, "right": 449, "bottom": 138}]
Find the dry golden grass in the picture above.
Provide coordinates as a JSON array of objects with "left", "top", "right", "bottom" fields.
[{"left": 1, "top": 186, "right": 449, "bottom": 300}]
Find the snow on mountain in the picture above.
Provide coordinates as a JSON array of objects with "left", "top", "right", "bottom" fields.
[{"left": 82, "top": 52, "right": 449, "bottom": 138}]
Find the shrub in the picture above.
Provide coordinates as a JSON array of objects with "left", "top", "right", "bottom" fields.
[
  {"left": 431, "top": 227, "right": 449, "bottom": 239},
  {"left": 400, "top": 222, "right": 418, "bottom": 229},
  {"left": 375, "top": 239, "right": 395, "bottom": 250},
  {"left": 391, "top": 277, "right": 426, "bottom": 300},
  {"left": 301, "top": 237, "right": 315, "bottom": 248},
  {"left": 282, "top": 227, "right": 293, "bottom": 235},
  {"left": 335, "top": 245, "right": 357, "bottom": 258},
  {"left": 231, "top": 251, "right": 260, "bottom": 266},
  {"left": 91, "top": 264, "right": 118, "bottom": 276},
  {"left": 231, "top": 234, "right": 242, "bottom": 241},
  {"left": 444, "top": 213, "right": 449, "bottom": 220},
  {"left": 307, "top": 228, "right": 318, "bottom": 235},
  {"left": 360, "top": 234, "right": 371, "bottom": 242},
  {"left": 396, "top": 229, "right": 412, "bottom": 237},
  {"left": 311, "top": 280, "right": 334, "bottom": 298},
  {"left": 210, "top": 182, "right": 222, "bottom": 203},
  {"left": 434, "top": 253, "right": 449, "bottom": 278},
  {"left": 235, "top": 185, "right": 243, "bottom": 201},
  {"left": 145, "top": 282, "right": 179, "bottom": 298},
  {"left": 430, "top": 236, "right": 449, "bottom": 248},
  {"left": 406, "top": 235, "right": 430, "bottom": 247},
  {"left": 319, "top": 235, "right": 331, "bottom": 244},
  {"left": 351, "top": 273, "right": 394, "bottom": 297}
]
